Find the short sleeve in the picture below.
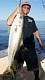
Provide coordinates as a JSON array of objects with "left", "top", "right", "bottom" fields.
[{"left": 32, "top": 19, "right": 38, "bottom": 33}]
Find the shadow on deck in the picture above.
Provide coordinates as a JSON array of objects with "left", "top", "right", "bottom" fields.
[{"left": 0, "top": 67, "right": 45, "bottom": 80}]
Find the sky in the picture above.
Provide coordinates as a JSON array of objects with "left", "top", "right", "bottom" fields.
[{"left": 0, "top": 0, "right": 45, "bottom": 21}]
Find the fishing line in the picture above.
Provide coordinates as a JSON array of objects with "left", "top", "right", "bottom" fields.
[{"left": 42, "top": 0, "right": 45, "bottom": 9}]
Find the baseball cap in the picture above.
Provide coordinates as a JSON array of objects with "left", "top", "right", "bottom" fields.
[{"left": 21, "top": 0, "right": 31, "bottom": 8}]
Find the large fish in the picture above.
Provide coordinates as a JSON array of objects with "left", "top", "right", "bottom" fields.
[
  {"left": 8, "top": 10, "right": 23, "bottom": 70},
  {"left": 0, "top": 10, "right": 23, "bottom": 75}
]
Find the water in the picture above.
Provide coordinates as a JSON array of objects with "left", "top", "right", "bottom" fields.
[
  {"left": 0, "top": 20, "right": 45, "bottom": 53},
  {"left": 35, "top": 21, "right": 45, "bottom": 53},
  {"left": 0, "top": 20, "right": 9, "bottom": 50}
]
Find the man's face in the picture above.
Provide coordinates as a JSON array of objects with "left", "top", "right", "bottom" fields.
[{"left": 22, "top": 4, "right": 30, "bottom": 16}]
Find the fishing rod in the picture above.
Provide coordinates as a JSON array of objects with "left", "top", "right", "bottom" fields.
[
  {"left": 19, "top": 0, "right": 21, "bottom": 7},
  {"left": 42, "top": 0, "right": 45, "bottom": 9}
]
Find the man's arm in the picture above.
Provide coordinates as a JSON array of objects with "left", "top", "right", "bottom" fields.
[
  {"left": 6, "top": 7, "right": 21, "bottom": 26},
  {"left": 34, "top": 31, "right": 43, "bottom": 48}
]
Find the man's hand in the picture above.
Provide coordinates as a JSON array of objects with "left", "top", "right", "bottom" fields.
[
  {"left": 7, "top": 7, "right": 21, "bottom": 26},
  {"left": 39, "top": 41, "right": 44, "bottom": 48},
  {"left": 34, "top": 31, "right": 44, "bottom": 48}
]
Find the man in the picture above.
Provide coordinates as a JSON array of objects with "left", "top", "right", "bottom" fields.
[{"left": 7, "top": 1, "right": 43, "bottom": 80}]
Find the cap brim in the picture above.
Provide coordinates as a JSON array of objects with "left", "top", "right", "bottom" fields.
[{"left": 22, "top": 3, "right": 31, "bottom": 8}]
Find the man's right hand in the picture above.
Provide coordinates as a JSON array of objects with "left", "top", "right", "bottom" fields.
[{"left": 7, "top": 7, "right": 21, "bottom": 26}]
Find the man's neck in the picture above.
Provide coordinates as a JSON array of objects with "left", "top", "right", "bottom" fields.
[{"left": 23, "top": 14, "right": 28, "bottom": 16}]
